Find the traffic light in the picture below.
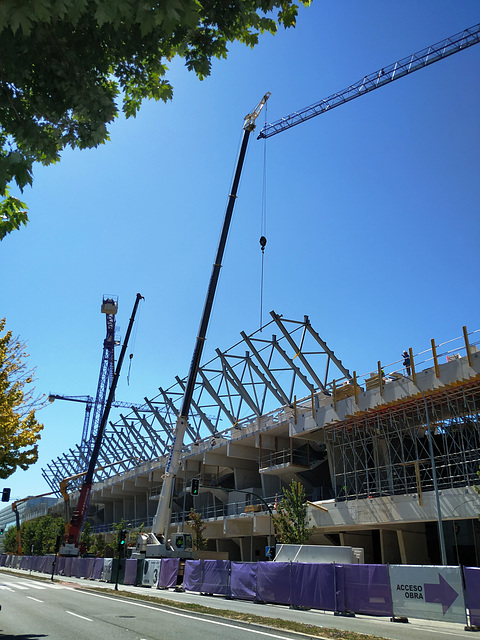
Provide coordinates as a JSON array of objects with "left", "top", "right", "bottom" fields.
[
  {"left": 2, "top": 488, "right": 11, "bottom": 502},
  {"left": 118, "top": 528, "right": 127, "bottom": 553},
  {"left": 54, "top": 535, "right": 62, "bottom": 553},
  {"left": 191, "top": 479, "right": 199, "bottom": 496},
  {"left": 0, "top": 528, "right": 4, "bottom": 536}
]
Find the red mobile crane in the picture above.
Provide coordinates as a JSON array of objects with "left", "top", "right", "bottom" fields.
[{"left": 60, "top": 293, "right": 144, "bottom": 556}]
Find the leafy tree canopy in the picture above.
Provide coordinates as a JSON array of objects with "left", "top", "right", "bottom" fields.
[
  {"left": 0, "top": 318, "right": 44, "bottom": 478},
  {"left": 0, "top": 0, "right": 310, "bottom": 238},
  {"left": 273, "top": 480, "right": 310, "bottom": 545}
]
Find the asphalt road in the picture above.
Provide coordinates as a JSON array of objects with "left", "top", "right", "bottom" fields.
[
  {"left": 0, "top": 573, "right": 307, "bottom": 640},
  {"left": 0, "top": 570, "right": 474, "bottom": 640}
]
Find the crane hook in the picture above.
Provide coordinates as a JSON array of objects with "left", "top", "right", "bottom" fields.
[{"left": 259, "top": 236, "right": 267, "bottom": 253}]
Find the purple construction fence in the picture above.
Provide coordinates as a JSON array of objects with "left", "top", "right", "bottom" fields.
[
  {"left": 291, "top": 562, "right": 336, "bottom": 611},
  {"left": 124, "top": 558, "right": 137, "bottom": 585},
  {"left": 257, "top": 562, "right": 291, "bottom": 604},
  {"left": 182, "top": 559, "right": 202, "bottom": 591},
  {"left": 202, "top": 560, "right": 230, "bottom": 595},
  {"left": 181, "top": 560, "right": 392, "bottom": 615},
  {"left": 230, "top": 562, "right": 257, "bottom": 600},
  {"left": 158, "top": 558, "right": 180, "bottom": 589},
  {"left": 1, "top": 554, "right": 479, "bottom": 624},
  {"left": 335, "top": 563, "right": 392, "bottom": 616},
  {"left": 464, "top": 567, "right": 480, "bottom": 627}
]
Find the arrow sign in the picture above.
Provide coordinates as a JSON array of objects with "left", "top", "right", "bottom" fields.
[{"left": 425, "top": 574, "right": 459, "bottom": 614}]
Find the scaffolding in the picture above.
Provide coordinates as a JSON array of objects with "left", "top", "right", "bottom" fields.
[{"left": 326, "top": 378, "right": 480, "bottom": 501}]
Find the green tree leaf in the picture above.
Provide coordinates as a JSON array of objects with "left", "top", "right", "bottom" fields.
[{"left": 0, "top": 0, "right": 310, "bottom": 234}]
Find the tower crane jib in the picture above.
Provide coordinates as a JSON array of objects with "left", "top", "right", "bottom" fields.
[{"left": 258, "top": 23, "right": 480, "bottom": 139}]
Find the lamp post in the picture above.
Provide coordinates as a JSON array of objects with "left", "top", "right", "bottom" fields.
[
  {"left": 402, "top": 376, "right": 447, "bottom": 565},
  {"left": 220, "top": 487, "right": 275, "bottom": 557}
]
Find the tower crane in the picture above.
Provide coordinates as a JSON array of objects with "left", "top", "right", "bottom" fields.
[
  {"left": 258, "top": 23, "right": 480, "bottom": 139},
  {"left": 44, "top": 296, "right": 127, "bottom": 477},
  {"left": 136, "top": 24, "right": 479, "bottom": 561},
  {"left": 60, "top": 293, "right": 143, "bottom": 556}
]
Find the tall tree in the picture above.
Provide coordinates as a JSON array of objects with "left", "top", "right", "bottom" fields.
[
  {"left": 0, "top": 0, "right": 310, "bottom": 238},
  {"left": 0, "top": 318, "right": 44, "bottom": 477},
  {"left": 273, "top": 480, "right": 310, "bottom": 545}
]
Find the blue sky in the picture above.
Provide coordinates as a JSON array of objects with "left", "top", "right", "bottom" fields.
[{"left": 2, "top": 1, "right": 479, "bottom": 504}]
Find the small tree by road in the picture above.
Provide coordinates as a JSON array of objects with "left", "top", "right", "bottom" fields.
[
  {"left": 273, "top": 481, "right": 310, "bottom": 545},
  {"left": 188, "top": 510, "right": 207, "bottom": 551}
]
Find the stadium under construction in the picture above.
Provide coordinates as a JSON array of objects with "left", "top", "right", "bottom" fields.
[{"left": 37, "top": 317, "right": 480, "bottom": 566}]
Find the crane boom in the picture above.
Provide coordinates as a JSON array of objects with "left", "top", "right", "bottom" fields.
[
  {"left": 258, "top": 23, "right": 480, "bottom": 139},
  {"left": 144, "top": 94, "right": 270, "bottom": 553},
  {"left": 48, "top": 393, "right": 145, "bottom": 410}
]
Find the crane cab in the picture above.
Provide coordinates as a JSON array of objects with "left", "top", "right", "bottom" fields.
[{"left": 101, "top": 296, "right": 118, "bottom": 315}]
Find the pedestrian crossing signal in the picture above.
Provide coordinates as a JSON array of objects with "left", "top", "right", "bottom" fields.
[{"left": 191, "top": 479, "right": 199, "bottom": 495}]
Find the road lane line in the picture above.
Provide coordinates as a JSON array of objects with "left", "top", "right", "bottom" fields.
[
  {"left": 27, "top": 596, "right": 43, "bottom": 603},
  {"left": 66, "top": 610, "right": 93, "bottom": 622},
  {"left": 73, "top": 591, "right": 301, "bottom": 639}
]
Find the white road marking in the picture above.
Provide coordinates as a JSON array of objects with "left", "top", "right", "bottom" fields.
[
  {"left": 66, "top": 610, "right": 93, "bottom": 622},
  {"left": 21, "top": 582, "right": 46, "bottom": 590},
  {"left": 76, "top": 591, "right": 300, "bottom": 639},
  {"left": 45, "top": 583, "right": 74, "bottom": 590},
  {"left": 0, "top": 585, "right": 14, "bottom": 591},
  {"left": 2, "top": 582, "right": 28, "bottom": 589},
  {"left": 27, "top": 596, "right": 43, "bottom": 603}
]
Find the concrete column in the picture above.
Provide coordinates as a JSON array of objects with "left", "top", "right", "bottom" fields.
[
  {"left": 103, "top": 502, "right": 114, "bottom": 525},
  {"left": 380, "top": 529, "right": 401, "bottom": 564},
  {"left": 397, "top": 526, "right": 429, "bottom": 564},
  {"left": 123, "top": 496, "right": 135, "bottom": 522}
]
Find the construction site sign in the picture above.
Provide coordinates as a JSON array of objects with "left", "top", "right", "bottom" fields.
[{"left": 388, "top": 565, "right": 466, "bottom": 624}]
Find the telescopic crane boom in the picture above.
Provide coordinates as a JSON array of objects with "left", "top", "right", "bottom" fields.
[
  {"left": 139, "top": 94, "right": 270, "bottom": 558},
  {"left": 258, "top": 23, "right": 480, "bottom": 139}
]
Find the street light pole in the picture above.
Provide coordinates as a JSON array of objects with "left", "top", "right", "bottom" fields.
[
  {"left": 402, "top": 376, "right": 447, "bottom": 565},
  {"left": 217, "top": 487, "right": 275, "bottom": 554}
]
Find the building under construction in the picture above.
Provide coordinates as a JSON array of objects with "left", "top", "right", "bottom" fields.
[{"left": 39, "top": 317, "right": 480, "bottom": 565}]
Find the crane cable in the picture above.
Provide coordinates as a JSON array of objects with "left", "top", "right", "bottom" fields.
[
  {"left": 126, "top": 296, "right": 143, "bottom": 385},
  {"left": 259, "top": 101, "right": 268, "bottom": 330}
]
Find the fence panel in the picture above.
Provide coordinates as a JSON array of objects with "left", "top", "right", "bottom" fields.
[
  {"left": 463, "top": 567, "right": 480, "bottom": 627},
  {"left": 230, "top": 562, "right": 257, "bottom": 601},
  {"left": 183, "top": 559, "right": 202, "bottom": 592},
  {"left": 291, "top": 563, "right": 336, "bottom": 611},
  {"left": 158, "top": 558, "right": 180, "bottom": 589},
  {"left": 257, "top": 562, "right": 291, "bottom": 605},
  {"left": 124, "top": 558, "right": 137, "bottom": 585},
  {"left": 389, "top": 565, "right": 466, "bottom": 624},
  {"left": 339, "top": 564, "right": 392, "bottom": 616},
  {"left": 201, "top": 560, "right": 230, "bottom": 596}
]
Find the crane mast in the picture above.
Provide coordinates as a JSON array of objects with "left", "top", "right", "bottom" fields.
[
  {"left": 258, "top": 23, "right": 480, "bottom": 139},
  {"left": 83, "top": 297, "right": 119, "bottom": 462}
]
